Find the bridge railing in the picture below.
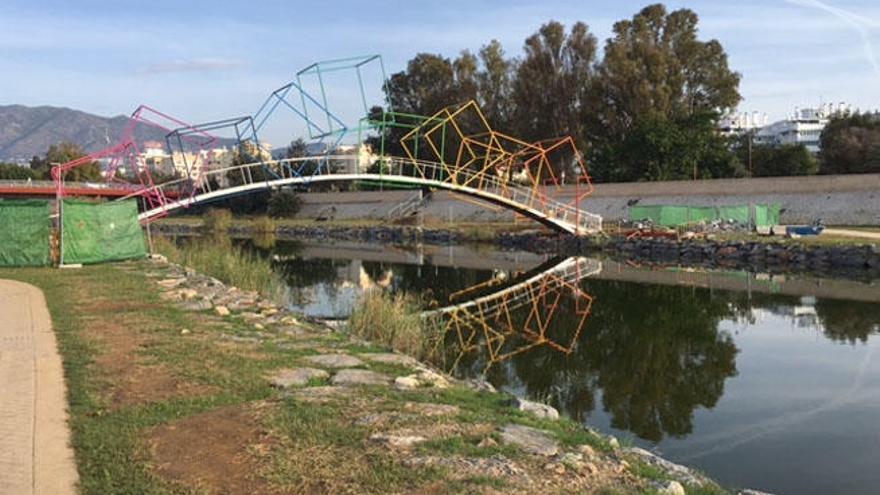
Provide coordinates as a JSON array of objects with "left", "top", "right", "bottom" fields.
[{"left": 130, "top": 154, "right": 602, "bottom": 234}]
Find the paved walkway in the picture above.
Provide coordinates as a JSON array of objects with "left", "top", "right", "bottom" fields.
[{"left": 0, "top": 280, "right": 77, "bottom": 494}]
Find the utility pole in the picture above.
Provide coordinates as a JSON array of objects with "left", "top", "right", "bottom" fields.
[{"left": 748, "top": 131, "right": 753, "bottom": 177}]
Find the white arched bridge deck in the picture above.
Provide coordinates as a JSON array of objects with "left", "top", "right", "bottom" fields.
[{"left": 135, "top": 156, "right": 603, "bottom": 235}]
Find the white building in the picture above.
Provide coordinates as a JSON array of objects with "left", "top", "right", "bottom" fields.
[
  {"left": 754, "top": 103, "right": 854, "bottom": 153},
  {"left": 137, "top": 141, "right": 237, "bottom": 179},
  {"left": 718, "top": 111, "right": 769, "bottom": 137}
]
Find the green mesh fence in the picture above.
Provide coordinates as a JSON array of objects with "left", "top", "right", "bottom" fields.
[
  {"left": 61, "top": 199, "right": 146, "bottom": 265},
  {"left": 0, "top": 199, "right": 51, "bottom": 267},
  {"left": 629, "top": 203, "right": 781, "bottom": 228},
  {"left": 754, "top": 204, "right": 781, "bottom": 227}
]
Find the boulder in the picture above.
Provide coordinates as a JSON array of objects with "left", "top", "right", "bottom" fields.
[
  {"left": 510, "top": 397, "right": 559, "bottom": 420},
  {"left": 268, "top": 368, "right": 329, "bottom": 388},
  {"left": 331, "top": 369, "right": 391, "bottom": 386},
  {"left": 369, "top": 433, "right": 427, "bottom": 448},
  {"left": 654, "top": 480, "right": 685, "bottom": 495},
  {"left": 305, "top": 354, "right": 365, "bottom": 368},
  {"left": 624, "top": 447, "right": 704, "bottom": 486},
  {"left": 394, "top": 376, "right": 421, "bottom": 390},
  {"left": 360, "top": 353, "right": 419, "bottom": 367},
  {"left": 499, "top": 424, "right": 559, "bottom": 457}
]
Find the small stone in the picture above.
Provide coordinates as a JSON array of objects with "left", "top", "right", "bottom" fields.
[
  {"left": 477, "top": 437, "right": 498, "bottom": 448},
  {"left": 240, "top": 311, "right": 263, "bottom": 320},
  {"left": 369, "top": 433, "right": 427, "bottom": 448},
  {"left": 581, "top": 462, "right": 598, "bottom": 475},
  {"left": 499, "top": 424, "right": 559, "bottom": 457},
  {"left": 416, "top": 369, "right": 450, "bottom": 388},
  {"left": 179, "top": 288, "right": 198, "bottom": 300},
  {"left": 181, "top": 299, "right": 212, "bottom": 311},
  {"left": 394, "top": 376, "right": 421, "bottom": 390},
  {"left": 305, "top": 354, "right": 365, "bottom": 368},
  {"left": 511, "top": 397, "right": 559, "bottom": 420},
  {"left": 543, "top": 462, "right": 565, "bottom": 474},
  {"left": 656, "top": 480, "right": 686, "bottom": 495},
  {"left": 180, "top": 328, "right": 191, "bottom": 335},
  {"left": 607, "top": 435, "right": 620, "bottom": 449},
  {"left": 268, "top": 368, "right": 329, "bottom": 388},
  {"left": 159, "top": 290, "right": 182, "bottom": 301},
  {"left": 469, "top": 378, "right": 497, "bottom": 393},
  {"left": 214, "top": 305, "right": 230, "bottom": 316},
  {"left": 578, "top": 444, "right": 597, "bottom": 459},
  {"left": 253, "top": 323, "right": 265, "bottom": 331},
  {"left": 158, "top": 278, "right": 185, "bottom": 288},
  {"left": 331, "top": 368, "right": 391, "bottom": 386}
]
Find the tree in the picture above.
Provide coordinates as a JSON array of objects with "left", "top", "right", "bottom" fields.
[
  {"left": 511, "top": 21, "right": 597, "bottom": 149},
  {"left": 589, "top": 4, "right": 741, "bottom": 182},
  {"left": 0, "top": 162, "right": 38, "bottom": 180},
  {"left": 476, "top": 40, "right": 515, "bottom": 130},
  {"left": 598, "top": 110, "right": 741, "bottom": 181},
  {"left": 385, "top": 53, "right": 477, "bottom": 118},
  {"left": 818, "top": 113, "right": 880, "bottom": 174},
  {"left": 33, "top": 142, "right": 101, "bottom": 182},
  {"left": 285, "top": 138, "right": 308, "bottom": 159},
  {"left": 733, "top": 136, "right": 817, "bottom": 177}
]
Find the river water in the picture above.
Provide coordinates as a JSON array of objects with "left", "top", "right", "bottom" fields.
[{"left": 237, "top": 237, "right": 880, "bottom": 494}]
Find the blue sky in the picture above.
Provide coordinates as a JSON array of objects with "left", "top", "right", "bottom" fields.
[{"left": 2, "top": 0, "right": 879, "bottom": 146}]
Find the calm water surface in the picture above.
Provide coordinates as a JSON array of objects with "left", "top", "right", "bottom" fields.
[{"left": 240, "top": 238, "right": 880, "bottom": 495}]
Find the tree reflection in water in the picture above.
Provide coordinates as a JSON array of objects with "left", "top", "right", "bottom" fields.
[{"left": 449, "top": 275, "right": 740, "bottom": 443}]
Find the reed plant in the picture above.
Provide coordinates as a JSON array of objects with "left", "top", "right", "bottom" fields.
[
  {"left": 153, "top": 235, "right": 285, "bottom": 302},
  {"left": 348, "top": 290, "right": 434, "bottom": 360},
  {"left": 252, "top": 215, "right": 277, "bottom": 233},
  {"left": 202, "top": 208, "right": 232, "bottom": 233}
]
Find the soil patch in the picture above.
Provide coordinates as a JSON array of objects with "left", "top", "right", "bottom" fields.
[{"left": 148, "top": 403, "right": 283, "bottom": 494}]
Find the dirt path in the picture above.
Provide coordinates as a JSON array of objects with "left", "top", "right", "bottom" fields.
[{"left": 0, "top": 279, "right": 77, "bottom": 495}]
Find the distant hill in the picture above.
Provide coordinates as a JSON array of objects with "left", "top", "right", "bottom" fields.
[{"left": 0, "top": 104, "right": 235, "bottom": 164}]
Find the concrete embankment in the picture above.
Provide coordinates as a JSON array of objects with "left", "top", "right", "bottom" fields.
[{"left": 295, "top": 173, "right": 880, "bottom": 226}]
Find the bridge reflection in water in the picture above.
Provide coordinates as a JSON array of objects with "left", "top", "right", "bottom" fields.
[{"left": 425, "top": 257, "right": 601, "bottom": 373}]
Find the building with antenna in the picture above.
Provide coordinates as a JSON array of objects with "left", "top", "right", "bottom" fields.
[{"left": 754, "top": 102, "right": 854, "bottom": 153}]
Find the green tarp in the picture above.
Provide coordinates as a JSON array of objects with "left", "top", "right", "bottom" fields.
[
  {"left": 629, "top": 203, "right": 781, "bottom": 228},
  {"left": 0, "top": 199, "right": 51, "bottom": 266},
  {"left": 61, "top": 199, "right": 146, "bottom": 264}
]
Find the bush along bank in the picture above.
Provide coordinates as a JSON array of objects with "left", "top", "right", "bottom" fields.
[
  {"left": 133, "top": 255, "right": 774, "bottom": 494},
  {"left": 499, "top": 232, "right": 880, "bottom": 281}
]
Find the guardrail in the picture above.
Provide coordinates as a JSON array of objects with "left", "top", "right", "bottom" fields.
[{"left": 134, "top": 155, "right": 604, "bottom": 234}]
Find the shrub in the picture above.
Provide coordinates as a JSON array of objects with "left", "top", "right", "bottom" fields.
[
  {"left": 202, "top": 208, "right": 232, "bottom": 233},
  {"left": 267, "top": 190, "right": 303, "bottom": 218}
]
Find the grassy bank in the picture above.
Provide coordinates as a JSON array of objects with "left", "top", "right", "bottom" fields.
[{"left": 0, "top": 259, "right": 733, "bottom": 494}]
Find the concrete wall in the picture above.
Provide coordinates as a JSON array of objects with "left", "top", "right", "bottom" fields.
[{"left": 296, "top": 173, "right": 880, "bottom": 226}]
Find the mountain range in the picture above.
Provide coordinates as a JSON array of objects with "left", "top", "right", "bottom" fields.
[{"left": 0, "top": 104, "right": 237, "bottom": 164}]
